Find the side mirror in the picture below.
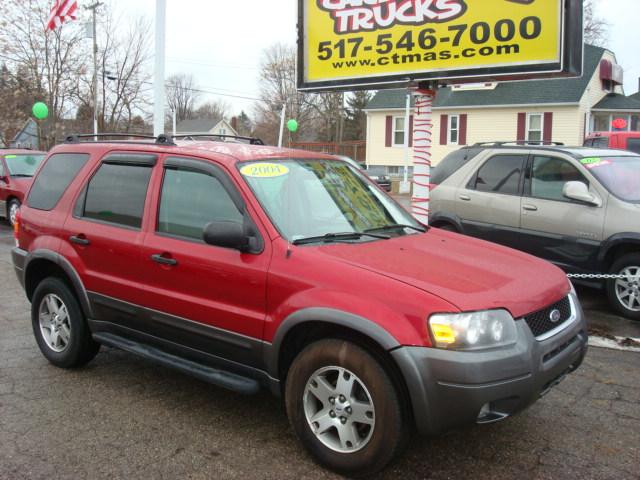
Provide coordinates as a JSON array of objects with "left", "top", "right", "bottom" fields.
[
  {"left": 563, "top": 181, "right": 602, "bottom": 207},
  {"left": 203, "top": 221, "right": 250, "bottom": 252}
]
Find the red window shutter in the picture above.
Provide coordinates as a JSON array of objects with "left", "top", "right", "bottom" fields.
[
  {"left": 408, "top": 115, "right": 414, "bottom": 147},
  {"left": 543, "top": 112, "right": 553, "bottom": 143},
  {"left": 459, "top": 114, "right": 468, "bottom": 145},
  {"left": 440, "top": 114, "right": 448, "bottom": 145},
  {"left": 517, "top": 113, "right": 526, "bottom": 142},
  {"left": 385, "top": 116, "right": 393, "bottom": 147}
]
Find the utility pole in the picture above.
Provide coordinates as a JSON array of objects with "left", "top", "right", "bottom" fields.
[
  {"left": 87, "top": 2, "right": 102, "bottom": 138},
  {"left": 153, "top": 0, "right": 166, "bottom": 137}
]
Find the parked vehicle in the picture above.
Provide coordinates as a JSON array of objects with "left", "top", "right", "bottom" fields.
[
  {"left": 584, "top": 131, "right": 640, "bottom": 154},
  {"left": 364, "top": 165, "right": 392, "bottom": 191},
  {"left": 13, "top": 134, "right": 587, "bottom": 476},
  {"left": 431, "top": 142, "right": 640, "bottom": 320},
  {"left": 0, "top": 149, "right": 45, "bottom": 226}
]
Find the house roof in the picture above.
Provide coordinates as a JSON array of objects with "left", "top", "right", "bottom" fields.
[
  {"left": 627, "top": 91, "right": 640, "bottom": 102},
  {"left": 176, "top": 117, "right": 224, "bottom": 133},
  {"left": 592, "top": 93, "right": 640, "bottom": 111},
  {"left": 366, "top": 44, "right": 607, "bottom": 110}
]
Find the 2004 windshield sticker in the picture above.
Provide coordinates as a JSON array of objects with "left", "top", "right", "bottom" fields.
[
  {"left": 580, "top": 157, "right": 612, "bottom": 169},
  {"left": 240, "top": 163, "right": 290, "bottom": 178}
]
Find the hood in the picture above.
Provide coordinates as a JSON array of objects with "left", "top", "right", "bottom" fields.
[{"left": 312, "top": 230, "right": 570, "bottom": 319}]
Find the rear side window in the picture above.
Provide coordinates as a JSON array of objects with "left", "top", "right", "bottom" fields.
[
  {"left": 432, "top": 148, "right": 482, "bottom": 185},
  {"left": 592, "top": 137, "right": 609, "bottom": 148},
  {"left": 27, "top": 153, "right": 89, "bottom": 211},
  {"left": 471, "top": 155, "right": 526, "bottom": 195},
  {"left": 81, "top": 163, "right": 153, "bottom": 228},
  {"left": 158, "top": 168, "right": 243, "bottom": 241}
]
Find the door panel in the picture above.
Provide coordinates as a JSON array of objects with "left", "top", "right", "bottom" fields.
[{"left": 520, "top": 155, "right": 606, "bottom": 272}]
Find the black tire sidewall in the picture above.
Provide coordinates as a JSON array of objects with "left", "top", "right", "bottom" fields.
[
  {"left": 31, "top": 277, "right": 98, "bottom": 367},
  {"left": 7, "top": 199, "right": 20, "bottom": 227},
  {"left": 606, "top": 253, "right": 640, "bottom": 321},
  {"left": 285, "top": 339, "right": 405, "bottom": 477}
]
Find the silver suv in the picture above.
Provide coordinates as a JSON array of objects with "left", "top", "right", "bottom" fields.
[{"left": 430, "top": 143, "right": 640, "bottom": 320}]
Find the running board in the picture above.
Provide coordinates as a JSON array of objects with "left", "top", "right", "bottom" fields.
[{"left": 92, "top": 332, "right": 260, "bottom": 395}]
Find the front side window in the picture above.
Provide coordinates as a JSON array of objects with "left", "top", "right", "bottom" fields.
[
  {"left": 626, "top": 138, "right": 640, "bottom": 154},
  {"left": 28, "top": 153, "right": 90, "bottom": 211},
  {"left": 240, "top": 159, "right": 421, "bottom": 242},
  {"left": 82, "top": 163, "right": 152, "bottom": 228},
  {"left": 449, "top": 115, "right": 459, "bottom": 145},
  {"left": 472, "top": 155, "right": 526, "bottom": 195},
  {"left": 527, "top": 113, "right": 543, "bottom": 143},
  {"left": 158, "top": 168, "right": 242, "bottom": 241},
  {"left": 393, "top": 117, "right": 405, "bottom": 146},
  {"left": 529, "top": 156, "right": 587, "bottom": 202},
  {"left": 4, "top": 154, "right": 45, "bottom": 177}
]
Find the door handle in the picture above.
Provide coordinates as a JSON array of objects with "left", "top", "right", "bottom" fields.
[
  {"left": 151, "top": 253, "right": 178, "bottom": 266},
  {"left": 69, "top": 235, "right": 90, "bottom": 246},
  {"left": 459, "top": 194, "right": 471, "bottom": 201},
  {"left": 523, "top": 204, "right": 538, "bottom": 212}
]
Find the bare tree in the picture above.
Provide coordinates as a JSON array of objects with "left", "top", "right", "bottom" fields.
[
  {"left": 0, "top": 0, "right": 88, "bottom": 147},
  {"left": 584, "top": 0, "right": 609, "bottom": 47},
  {"left": 195, "top": 99, "right": 230, "bottom": 120},
  {"left": 253, "top": 43, "right": 319, "bottom": 144},
  {"left": 166, "top": 73, "right": 200, "bottom": 122}
]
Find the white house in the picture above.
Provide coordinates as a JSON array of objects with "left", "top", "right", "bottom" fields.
[{"left": 176, "top": 118, "right": 237, "bottom": 138}]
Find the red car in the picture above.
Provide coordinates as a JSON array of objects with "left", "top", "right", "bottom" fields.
[
  {"left": 12, "top": 135, "right": 587, "bottom": 476},
  {"left": 584, "top": 131, "right": 640, "bottom": 154},
  {"left": 0, "top": 149, "right": 46, "bottom": 226}
]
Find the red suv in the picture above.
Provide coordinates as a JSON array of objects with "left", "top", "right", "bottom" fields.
[
  {"left": 12, "top": 135, "right": 588, "bottom": 476},
  {"left": 0, "top": 149, "right": 46, "bottom": 226}
]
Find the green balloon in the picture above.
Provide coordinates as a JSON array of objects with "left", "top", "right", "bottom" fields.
[
  {"left": 287, "top": 119, "right": 298, "bottom": 132},
  {"left": 32, "top": 102, "right": 49, "bottom": 120}
]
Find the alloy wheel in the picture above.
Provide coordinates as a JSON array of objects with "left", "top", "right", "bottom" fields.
[
  {"left": 614, "top": 266, "right": 640, "bottom": 312},
  {"left": 38, "top": 294, "right": 72, "bottom": 352}
]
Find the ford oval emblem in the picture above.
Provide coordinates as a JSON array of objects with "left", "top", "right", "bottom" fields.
[{"left": 549, "top": 309, "right": 561, "bottom": 323}]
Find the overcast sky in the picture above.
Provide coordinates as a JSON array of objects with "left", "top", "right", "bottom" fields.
[{"left": 99, "top": 0, "right": 639, "bottom": 116}]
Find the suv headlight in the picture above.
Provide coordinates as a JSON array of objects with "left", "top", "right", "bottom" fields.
[{"left": 429, "top": 310, "right": 517, "bottom": 351}]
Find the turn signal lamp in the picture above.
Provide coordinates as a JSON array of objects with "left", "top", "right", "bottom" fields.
[
  {"left": 13, "top": 210, "right": 20, "bottom": 247},
  {"left": 430, "top": 323, "right": 456, "bottom": 345}
]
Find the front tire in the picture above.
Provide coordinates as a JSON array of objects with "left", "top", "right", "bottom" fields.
[
  {"left": 285, "top": 339, "right": 408, "bottom": 477},
  {"left": 31, "top": 277, "right": 100, "bottom": 367},
  {"left": 7, "top": 199, "right": 20, "bottom": 227},
  {"left": 606, "top": 253, "right": 640, "bottom": 321}
]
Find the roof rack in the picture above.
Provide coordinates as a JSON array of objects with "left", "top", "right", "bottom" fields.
[
  {"left": 172, "top": 134, "right": 265, "bottom": 145},
  {"left": 471, "top": 141, "right": 565, "bottom": 147},
  {"left": 64, "top": 133, "right": 175, "bottom": 145}
]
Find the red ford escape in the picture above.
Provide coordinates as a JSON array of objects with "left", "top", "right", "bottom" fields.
[
  {"left": 12, "top": 135, "right": 588, "bottom": 476},
  {"left": 0, "top": 149, "right": 46, "bottom": 226}
]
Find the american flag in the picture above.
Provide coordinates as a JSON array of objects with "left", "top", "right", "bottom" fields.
[{"left": 46, "top": 0, "right": 78, "bottom": 31}]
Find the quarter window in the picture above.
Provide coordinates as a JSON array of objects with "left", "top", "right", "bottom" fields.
[
  {"left": 527, "top": 113, "right": 543, "bottom": 143},
  {"left": 530, "top": 156, "right": 587, "bottom": 202},
  {"left": 82, "top": 163, "right": 153, "bottom": 228},
  {"left": 393, "top": 117, "right": 405, "bottom": 146},
  {"left": 158, "top": 168, "right": 243, "bottom": 241},
  {"left": 27, "top": 153, "right": 90, "bottom": 211},
  {"left": 472, "top": 155, "right": 526, "bottom": 195}
]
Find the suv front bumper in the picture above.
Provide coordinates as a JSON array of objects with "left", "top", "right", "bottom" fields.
[{"left": 392, "top": 293, "right": 588, "bottom": 435}]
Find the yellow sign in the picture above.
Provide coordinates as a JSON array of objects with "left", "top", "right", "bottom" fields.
[
  {"left": 240, "top": 163, "right": 290, "bottom": 178},
  {"left": 299, "top": 0, "right": 580, "bottom": 90}
]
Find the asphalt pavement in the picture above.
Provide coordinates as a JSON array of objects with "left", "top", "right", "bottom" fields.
[{"left": 0, "top": 221, "right": 638, "bottom": 479}]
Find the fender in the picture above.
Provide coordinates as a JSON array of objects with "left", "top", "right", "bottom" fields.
[
  {"left": 597, "top": 232, "right": 640, "bottom": 266},
  {"left": 23, "top": 249, "right": 94, "bottom": 318},
  {"left": 430, "top": 211, "right": 464, "bottom": 233},
  {"left": 263, "top": 307, "right": 401, "bottom": 380}
]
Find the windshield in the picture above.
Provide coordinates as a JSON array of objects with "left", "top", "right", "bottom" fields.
[
  {"left": 581, "top": 155, "right": 640, "bottom": 202},
  {"left": 4, "top": 154, "right": 45, "bottom": 176},
  {"left": 240, "top": 159, "right": 421, "bottom": 242}
]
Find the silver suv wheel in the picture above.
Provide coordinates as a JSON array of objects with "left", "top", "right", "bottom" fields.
[
  {"left": 303, "top": 366, "right": 375, "bottom": 453},
  {"left": 8, "top": 200, "right": 19, "bottom": 227},
  {"left": 38, "top": 293, "right": 72, "bottom": 352},
  {"left": 614, "top": 266, "right": 640, "bottom": 312}
]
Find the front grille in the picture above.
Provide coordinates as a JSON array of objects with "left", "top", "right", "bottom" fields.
[{"left": 524, "top": 296, "right": 572, "bottom": 338}]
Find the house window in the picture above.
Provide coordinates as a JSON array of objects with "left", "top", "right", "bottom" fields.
[
  {"left": 220, "top": 128, "right": 226, "bottom": 136},
  {"left": 449, "top": 115, "right": 459, "bottom": 145},
  {"left": 393, "top": 117, "right": 405, "bottom": 146},
  {"left": 526, "top": 113, "right": 543, "bottom": 143}
]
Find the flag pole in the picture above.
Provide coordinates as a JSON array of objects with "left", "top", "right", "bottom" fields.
[
  {"left": 153, "top": 0, "right": 166, "bottom": 138},
  {"left": 87, "top": 2, "right": 102, "bottom": 138}
]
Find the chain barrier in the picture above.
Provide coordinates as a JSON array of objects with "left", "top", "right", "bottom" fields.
[{"left": 567, "top": 273, "right": 630, "bottom": 280}]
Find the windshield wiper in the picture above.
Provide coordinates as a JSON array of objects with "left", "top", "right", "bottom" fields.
[
  {"left": 292, "top": 231, "right": 390, "bottom": 246},
  {"left": 364, "top": 223, "right": 427, "bottom": 234},
  {"left": 10, "top": 174, "right": 32, "bottom": 178}
]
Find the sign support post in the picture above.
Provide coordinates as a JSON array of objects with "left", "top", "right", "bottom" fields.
[{"left": 411, "top": 84, "right": 437, "bottom": 225}]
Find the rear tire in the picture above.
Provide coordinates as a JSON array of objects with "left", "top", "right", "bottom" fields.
[
  {"left": 31, "top": 277, "right": 100, "bottom": 367},
  {"left": 606, "top": 253, "right": 640, "bottom": 321},
  {"left": 285, "top": 339, "right": 408, "bottom": 477}
]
